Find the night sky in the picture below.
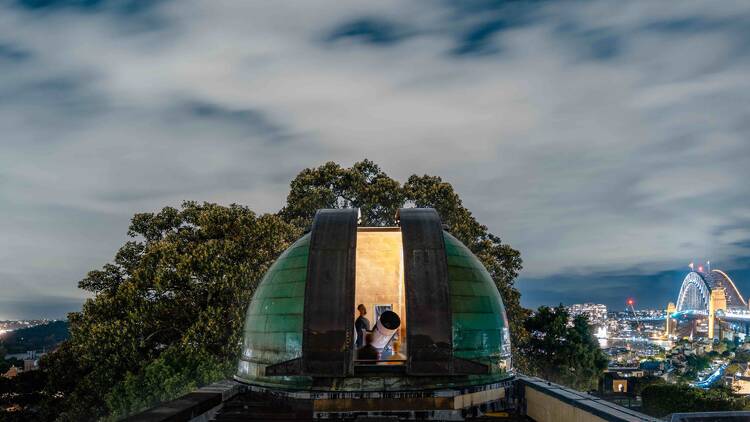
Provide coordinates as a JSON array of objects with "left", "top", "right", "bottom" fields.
[{"left": 1, "top": 1, "right": 749, "bottom": 319}]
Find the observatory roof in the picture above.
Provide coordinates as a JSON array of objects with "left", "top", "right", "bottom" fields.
[{"left": 235, "top": 208, "right": 512, "bottom": 392}]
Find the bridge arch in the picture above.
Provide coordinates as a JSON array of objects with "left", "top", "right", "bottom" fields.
[
  {"left": 676, "top": 271, "right": 711, "bottom": 312},
  {"left": 711, "top": 269, "right": 747, "bottom": 308}
]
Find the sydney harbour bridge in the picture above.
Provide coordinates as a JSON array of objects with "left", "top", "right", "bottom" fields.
[
  {"left": 667, "top": 267, "right": 750, "bottom": 339},
  {"left": 620, "top": 266, "right": 750, "bottom": 339}
]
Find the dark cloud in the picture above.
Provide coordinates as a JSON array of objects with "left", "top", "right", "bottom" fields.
[
  {"left": 0, "top": 76, "right": 91, "bottom": 107},
  {"left": 181, "top": 101, "right": 292, "bottom": 144},
  {"left": 8, "top": 0, "right": 173, "bottom": 34},
  {"left": 0, "top": 42, "right": 30, "bottom": 62},
  {"left": 452, "top": 20, "right": 512, "bottom": 56},
  {"left": 553, "top": 25, "right": 623, "bottom": 61},
  {"left": 645, "top": 17, "right": 743, "bottom": 34},
  {"left": 326, "top": 17, "right": 409, "bottom": 46},
  {"left": 12, "top": 0, "right": 161, "bottom": 14},
  {"left": 444, "top": 1, "right": 540, "bottom": 56}
]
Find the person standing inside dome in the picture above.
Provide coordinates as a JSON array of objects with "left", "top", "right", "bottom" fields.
[{"left": 355, "top": 304, "right": 370, "bottom": 348}]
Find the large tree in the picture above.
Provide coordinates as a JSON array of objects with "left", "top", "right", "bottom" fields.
[
  {"left": 519, "top": 305, "right": 608, "bottom": 391},
  {"left": 41, "top": 203, "right": 301, "bottom": 420},
  {"left": 5, "top": 161, "right": 525, "bottom": 420}
]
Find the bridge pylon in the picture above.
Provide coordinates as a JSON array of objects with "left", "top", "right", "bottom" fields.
[
  {"left": 708, "top": 288, "right": 727, "bottom": 340},
  {"left": 665, "top": 302, "right": 676, "bottom": 338}
]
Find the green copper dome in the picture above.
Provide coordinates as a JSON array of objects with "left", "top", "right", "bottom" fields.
[
  {"left": 236, "top": 233, "right": 312, "bottom": 389},
  {"left": 445, "top": 232, "right": 512, "bottom": 373},
  {"left": 235, "top": 225, "right": 512, "bottom": 391}
]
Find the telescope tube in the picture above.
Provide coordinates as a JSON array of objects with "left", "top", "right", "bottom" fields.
[{"left": 370, "top": 310, "right": 401, "bottom": 349}]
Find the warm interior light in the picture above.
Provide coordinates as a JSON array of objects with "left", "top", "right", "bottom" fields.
[{"left": 354, "top": 228, "right": 407, "bottom": 361}]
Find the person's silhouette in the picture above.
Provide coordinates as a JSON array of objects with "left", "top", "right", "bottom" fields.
[
  {"left": 357, "top": 332, "right": 379, "bottom": 361},
  {"left": 354, "top": 304, "right": 370, "bottom": 348}
]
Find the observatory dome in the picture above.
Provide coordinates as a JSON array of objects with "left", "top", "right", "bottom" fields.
[{"left": 235, "top": 208, "right": 512, "bottom": 392}]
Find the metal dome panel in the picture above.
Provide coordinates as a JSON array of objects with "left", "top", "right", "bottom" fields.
[
  {"left": 445, "top": 232, "right": 512, "bottom": 375},
  {"left": 236, "top": 234, "right": 312, "bottom": 389}
]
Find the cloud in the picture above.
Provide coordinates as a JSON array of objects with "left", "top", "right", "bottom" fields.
[
  {"left": 1, "top": 0, "right": 749, "bottom": 317},
  {"left": 326, "top": 17, "right": 411, "bottom": 46}
]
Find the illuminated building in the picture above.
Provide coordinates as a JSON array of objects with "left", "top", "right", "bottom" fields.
[{"left": 567, "top": 303, "right": 608, "bottom": 325}]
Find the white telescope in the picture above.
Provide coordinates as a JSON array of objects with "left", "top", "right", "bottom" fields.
[{"left": 370, "top": 311, "right": 401, "bottom": 349}]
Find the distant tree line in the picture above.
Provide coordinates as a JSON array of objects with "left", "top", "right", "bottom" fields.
[
  {"left": 0, "top": 160, "right": 606, "bottom": 420},
  {"left": 0, "top": 321, "right": 69, "bottom": 355}
]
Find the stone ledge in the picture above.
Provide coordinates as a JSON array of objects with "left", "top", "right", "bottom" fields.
[
  {"left": 122, "top": 380, "right": 241, "bottom": 422},
  {"left": 518, "top": 375, "right": 659, "bottom": 422}
]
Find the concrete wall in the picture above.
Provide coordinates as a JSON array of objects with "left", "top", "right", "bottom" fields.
[
  {"left": 520, "top": 377, "right": 659, "bottom": 422},
  {"left": 525, "top": 386, "right": 607, "bottom": 422}
]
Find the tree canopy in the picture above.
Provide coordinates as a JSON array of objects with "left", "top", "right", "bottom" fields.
[
  {"left": 642, "top": 384, "right": 749, "bottom": 417},
  {"left": 44, "top": 202, "right": 302, "bottom": 419},
  {"left": 2, "top": 160, "right": 527, "bottom": 420},
  {"left": 518, "top": 305, "right": 608, "bottom": 391}
]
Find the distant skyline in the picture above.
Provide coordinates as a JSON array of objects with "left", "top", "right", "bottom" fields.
[
  {"left": 6, "top": 265, "right": 750, "bottom": 320},
  {"left": 522, "top": 263, "right": 750, "bottom": 312},
  {"left": 2, "top": 1, "right": 750, "bottom": 320}
]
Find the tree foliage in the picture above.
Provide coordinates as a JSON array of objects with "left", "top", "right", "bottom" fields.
[
  {"left": 628, "top": 375, "right": 666, "bottom": 397},
  {"left": 30, "top": 202, "right": 301, "bottom": 420},
  {"left": 104, "top": 347, "right": 231, "bottom": 420},
  {"left": 281, "top": 160, "right": 406, "bottom": 228},
  {"left": 680, "top": 354, "right": 712, "bottom": 381},
  {"left": 2, "top": 160, "right": 525, "bottom": 420},
  {"left": 642, "top": 384, "right": 750, "bottom": 417},
  {"left": 518, "top": 305, "right": 608, "bottom": 391}
]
